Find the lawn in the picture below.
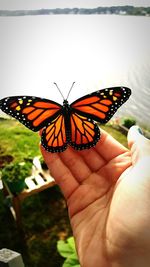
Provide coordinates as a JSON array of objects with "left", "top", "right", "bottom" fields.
[
  {"left": 0, "top": 118, "right": 128, "bottom": 267},
  {"left": 0, "top": 118, "right": 40, "bottom": 162}
]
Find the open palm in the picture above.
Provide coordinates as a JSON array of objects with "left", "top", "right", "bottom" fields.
[{"left": 41, "top": 127, "right": 150, "bottom": 267}]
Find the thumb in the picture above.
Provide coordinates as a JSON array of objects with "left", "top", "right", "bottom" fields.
[{"left": 127, "top": 125, "right": 150, "bottom": 164}]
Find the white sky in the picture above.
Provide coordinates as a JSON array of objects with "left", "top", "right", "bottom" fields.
[{"left": 0, "top": 0, "right": 150, "bottom": 10}]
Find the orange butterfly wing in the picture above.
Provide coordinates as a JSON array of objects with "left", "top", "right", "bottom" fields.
[
  {"left": 41, "top": 111, "right": 100, "bottom": 152},
  {"left": 71, "top": 87, "right": 131, "bottom": 123},
  {"left": 0, "top": 96, "right": 62, "bottom": 131},
  {"left": 69, "top": 86, "right": 131, "bottom": 150},
  {"left": 70, "top": 112, "right": 100, "bottom": 150},
  {"left": 41, "top": 114, "right": 67, "bottom": 152}
]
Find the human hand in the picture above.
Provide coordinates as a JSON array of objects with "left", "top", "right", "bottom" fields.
[{"left": 40, "top": 126, "right": 150, "bottom": 267}]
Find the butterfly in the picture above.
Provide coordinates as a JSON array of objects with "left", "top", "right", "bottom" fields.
[{"left": 0, "top": 84, "right": 131, "bottom": 153}]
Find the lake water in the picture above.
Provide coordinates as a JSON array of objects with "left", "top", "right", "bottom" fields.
[{"left": 0, "top": 15, "right": 150, "bottom": 127}]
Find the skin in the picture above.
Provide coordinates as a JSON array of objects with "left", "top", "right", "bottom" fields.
[{"left": 40, "top": 126, "right": 150, "bottom": 267}]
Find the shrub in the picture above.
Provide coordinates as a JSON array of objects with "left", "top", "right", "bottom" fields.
[
  {"left": 1, "top": 161, "right": 32, "bottom": 193},
  {"left": 122, "top": 117, "right": 136, "bottom": 129}
]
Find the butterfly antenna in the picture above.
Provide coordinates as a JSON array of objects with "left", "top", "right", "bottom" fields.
[
  {"left": 66, "top": 82, "right": 75, "bottom": 100},
  {"left": 54, "top": 82, "right": 65, "bottom": 100}
]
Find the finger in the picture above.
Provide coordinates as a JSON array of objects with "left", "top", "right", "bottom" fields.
[
  {"left": 60, "top": 147, "right": 91, "bottom": 182},
  {"left": 128, "top": 125, "right": 149, "bottom": 148},
  {"left": 128, "top": 125, "right": 150, "bottom": 163},
  {"left": 39, "top": 129, "right": 43, "bottom": 136},
  {"left": 97, "top": 151, "right": 132, "bottom": 183},
  {"left": 95, "top": 129, "right": 128, "bottom": 161},
  {"left": 40, "top": 145, "right": 79, "bottom": 199},
  {"left": 78, "top": 147, "right": 106, "bottom": 172}
]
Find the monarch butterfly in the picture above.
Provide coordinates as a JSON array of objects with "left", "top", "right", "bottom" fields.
[{"left": 0, "top": 83, "right": 131, "bottom": 153}]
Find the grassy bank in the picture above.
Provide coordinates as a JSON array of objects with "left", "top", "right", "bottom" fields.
[
  {"left": 0, "top": 118, "right": 40, "bottom": 162},
  {"left": 0, "top": 118, "right": 128, "bottom": 267}
]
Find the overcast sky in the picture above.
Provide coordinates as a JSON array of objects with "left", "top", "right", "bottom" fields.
[{"left": 0, "top": 0, "right": 150, "bottom": 10}]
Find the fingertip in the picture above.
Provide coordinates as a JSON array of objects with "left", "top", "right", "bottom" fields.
[
  {"left": 127, "top": 125, "right": 144, "bottom": 148},
  {"left": 39, "top": 143, "right": 50, "bottom": 160},
  {"left": 39, "top": 129, "right": 43, "bottom": 136},
  {"left": 128, "top": 126, "right": 150, "bottom": 161},
  {"left": 128, "top": 125, "right": 143, "bottom": 135}
]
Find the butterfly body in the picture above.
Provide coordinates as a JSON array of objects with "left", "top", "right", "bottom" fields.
[{"left": 0, "top": 86, "right": 131, "bottom": 153}]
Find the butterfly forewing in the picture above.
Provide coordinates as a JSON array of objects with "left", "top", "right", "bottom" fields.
[
  {"left": 0, "top": 96, "right": 62, "bottom": 131},
  {"left": 71, "top": 87, "right": 131, "bottom": 123}
]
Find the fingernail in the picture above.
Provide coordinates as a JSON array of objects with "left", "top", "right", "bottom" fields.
[{"left": 137, "top": 126, "right": 143, "bottom": 135}]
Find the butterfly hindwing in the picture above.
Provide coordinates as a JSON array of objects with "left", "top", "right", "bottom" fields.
[
  {"left": 70, "top": 112, "right": 100, "bottom": 150},
  {"left": 0, "top": 96, "right": 62, "bottom": 131},
  {"left": 71, "top": 87, "right": 131, "bottom": 123},
  {"left": 41, "top": 111, "right": 100, "bottom": 152},
  {"left": 41, "top": 113, "right": 68, "bottom": 153}
]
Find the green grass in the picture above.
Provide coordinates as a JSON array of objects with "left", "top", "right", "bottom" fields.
[
  {"left": 0, "top": 118, "right": 128, "bottom": 267},
  {"left": 0, "top": 118, "right": 40, "bottom": 162},
  {"left": 101, "top": 124, "right": 128, "bottom": 148}
]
